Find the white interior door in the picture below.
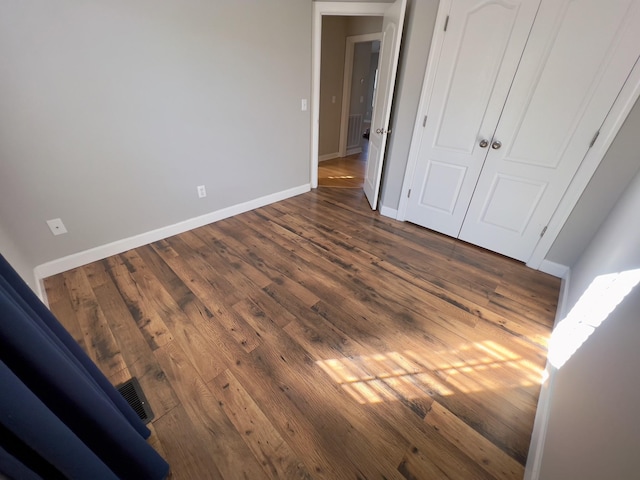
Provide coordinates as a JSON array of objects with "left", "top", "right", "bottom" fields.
[
  {"left": 403, "top": 0, "right": 541, "bottom": 236},
  {"left": 363, "top": 0, "right": 407, "bottom": 210},
  {"left": 459, "top": 0, "right": 640, "bottom": 261}
]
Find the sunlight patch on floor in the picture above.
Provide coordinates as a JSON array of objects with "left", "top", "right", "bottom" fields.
[{"left": 316, "top": 341, "right": 543, "bottom": 404}]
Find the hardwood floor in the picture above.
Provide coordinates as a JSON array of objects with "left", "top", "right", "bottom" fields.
[
  {"left": 318, "top": 150, "right": 367, "bottom": 189},
  {"left": 44, "top": 188, "right": 560, "bottom": 480}
]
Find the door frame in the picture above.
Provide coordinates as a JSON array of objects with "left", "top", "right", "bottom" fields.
[
  {"left": 397, "top": 0, "right": 640, "bottom": 272},
  {"left": 338, "top": 33, "right": 383, "bottom": 157},
  {"left": 311, "top": 1, "right": 390, "bottom": 189}
]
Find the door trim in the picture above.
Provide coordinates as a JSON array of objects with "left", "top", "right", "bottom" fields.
[
  {"left": 311, "top": 2, "right": 389, "bottom": 189},
  {"left": 397, "top": 0, "right": 640, "bottom": 269},
  {"left": 339, "top": 33, "right": 383, "bottom": 158}
]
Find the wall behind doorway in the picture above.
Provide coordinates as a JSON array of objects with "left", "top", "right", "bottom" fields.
[{"left": 319, "top": 15, "right": 383, "bottom": 159}]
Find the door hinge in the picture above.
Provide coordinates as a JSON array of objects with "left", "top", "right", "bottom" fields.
[
  {"left": 540, "top": 226, "right": 548, "bottom": 237},
  {"left": 444, "top": 15, "right": 450, "bottom": 32},
  {"left": 589, "top": 130, "right": 600, "bottom": 148},
  {"left": 422, "top": 115, "right": 428, "bottom": 128},
  {"left": 407, "top": 189, "right": 412, "bottom": 198}
]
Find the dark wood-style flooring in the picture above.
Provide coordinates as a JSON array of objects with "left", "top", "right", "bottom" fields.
[{"left": 44, "top": 187, "right": 560, "bottom": 479}]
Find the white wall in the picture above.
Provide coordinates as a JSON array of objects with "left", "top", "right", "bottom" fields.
[
  {"left": 0, "top": 0, "right": 311, "bottom": 272},
  {"left": 534, "top": 168, "right": 640, "bottom": 478}
]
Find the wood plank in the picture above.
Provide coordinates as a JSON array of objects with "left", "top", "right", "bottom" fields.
[
  {"left": 63, "top": 268, "right": 127, "bottom": 378},
  {"left": 45, "top": 275, "right": 87, "bottom": 351},
  {"left": 152, "top": 404, "right": 224, "bottom": 480},
  {"left": 425, "top": 401, "right": 525, "bottom": 480},
  {"left": 104, "top": 254, "right": 174, "bottom": 350},
  {"left": 117, "top": 249, "right": 224, "bottom": 383},
  {"left": 211, "top": 369, "right": 313, "bottom": 480},
  {"left": 154, "top": 342, "right": 267, "bottom": 479},
  {"left": 232, "top": 299, "right": 407, "bottom": 480},
  {"left": 85, "top": 260, "right": 180, "bottom": 419},
  {"left": 147, "top": 240, "right": 261, "bottom": 354}
]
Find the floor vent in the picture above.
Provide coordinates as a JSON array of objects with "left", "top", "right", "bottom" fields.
[{"left": 116, "top": 377, "right": 154, "bottom": 424}]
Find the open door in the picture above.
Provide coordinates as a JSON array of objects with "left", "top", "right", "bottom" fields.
[{"left": 363, "top": 0, "right": 407, "bottom": 210}]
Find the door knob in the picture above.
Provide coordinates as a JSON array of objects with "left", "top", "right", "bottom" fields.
[
  {"left": 492, "top": 141, "right": 502, "bottom": 149},
  {"left": 479, "top": 139, "right": 489, "bottom": 148},
  {"left": 376, "top": 128, "right": 383, "bottom": 134}
]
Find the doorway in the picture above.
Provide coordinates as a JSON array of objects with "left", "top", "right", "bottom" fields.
[
  {"left": 318, "top": 17, "right": 381, "bottom": 189},
  {"left": 311, "top": 1, "right": 407, "bottom": 209}
]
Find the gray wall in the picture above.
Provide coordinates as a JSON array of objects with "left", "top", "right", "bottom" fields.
[
  {"left": 346, "top": 16, "right": 384, "bottom": 36},
  {"left": 537, "top": 167, "right": 640, "bottom": 479},
  {"left": 349, "top": 42, "right": 375, "bottom": 120},
  {"left": 380, "top": 0, "right": 440, "bottom": 210},
  {"left": 319, "top": 15, "right": 382, "bottom": 157},
  {"left": 0, "top": 223, "right": 35, "bottom": 290},
  {"left": 0, "top": 0, "right": 311, "bottom": 271},
  {"left": 319, "top": 16, "right": 348, "bottom": 157}
]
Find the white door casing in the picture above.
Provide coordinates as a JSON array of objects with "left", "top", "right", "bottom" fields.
[
  {"left": 459, "top": 0, "right": 640, "bottom": 261},
  {"left": 402, "top": 0, "right": 541, "bottom": 236},
  {"left": 363, "top": 0, "right": 407, "bottom": 210}
]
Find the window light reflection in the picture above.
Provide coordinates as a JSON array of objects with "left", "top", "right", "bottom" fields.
[
  {"left": 547, "top": 269, "right": 640, "bottom": 370},
  {"left": 315, "top": 341, "right": 543, "bottom": 405}
]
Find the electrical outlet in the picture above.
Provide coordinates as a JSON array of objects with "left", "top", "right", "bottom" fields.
[
  {"left": 301, "top": 99, "right": 308, "bottom": 111},
  {"left": 47, "top": 218, "right": 68, "bottom": 236},
  {"left": 197, "top": 185, "right": 207, "bottom": 198}
]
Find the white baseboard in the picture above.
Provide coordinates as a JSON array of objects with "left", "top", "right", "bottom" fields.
[
  {"left": 35, "top": 276, "right": 49, "bottom": 307},
  {"left": 34, "top": 184, "right": 310, "bottom": 281},
  {"left": 319, "top": 152, "right": 340, "bottom": 162},
  {"left": 538, "top": 260, "right": 569, "bottom": 278},
  {"left": 346, "top": 147, "right": 362, "bottom": 156},
  {"left": 380, "top": 205, "right": 398, "bottom": 219},
  {"left": 524, "top": 269, "right": 571, "bottom": 480}
]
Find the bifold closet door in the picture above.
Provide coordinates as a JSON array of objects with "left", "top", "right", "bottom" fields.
[
  {"left": 458, "top": 0, "right": 640, "bottom": 261},
  {"left": 403, "top": 0, "right": 541, "bottom": 237}
]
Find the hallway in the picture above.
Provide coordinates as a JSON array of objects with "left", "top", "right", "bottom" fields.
[{"left": 318, "top": 147, "right": 368, "bottom": 189}]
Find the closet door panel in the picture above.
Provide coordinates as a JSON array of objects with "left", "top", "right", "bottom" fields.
[
  {"left": 460, "top": 0, "right": 640, "bottom": 261},
  {"left": 404, "top": 0, "right": 541, "bottom": 237}
]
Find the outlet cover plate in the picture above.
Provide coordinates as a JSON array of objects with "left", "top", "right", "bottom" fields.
[
  {"left": 197, "top": 185, "right": 207, "bottom": 198},
  {"left": 47, "top": 218, "right": 68, "bottom": 236}
]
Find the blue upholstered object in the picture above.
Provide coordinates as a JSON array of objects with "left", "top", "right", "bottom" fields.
[{"left": 0, "top": 254, "right": 169, "bottom": 479}]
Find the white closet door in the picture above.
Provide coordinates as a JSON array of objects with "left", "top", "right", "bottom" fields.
[
  {"left": 459, "top": 0, "right": 640, "bottom": 261},
  {"left": 404, "top": 0, "right": 541, "bottom": 237}
]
